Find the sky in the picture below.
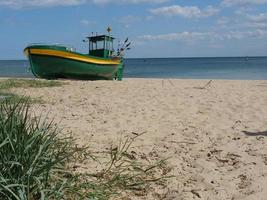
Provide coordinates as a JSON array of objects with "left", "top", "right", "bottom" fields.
[{"left": 0, "top": 0, "right": 267, "bottom": 59}]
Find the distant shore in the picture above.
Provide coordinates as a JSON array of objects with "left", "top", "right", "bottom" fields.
[{"left": 4, "top": 78, "right": 265, "bottom": 199}]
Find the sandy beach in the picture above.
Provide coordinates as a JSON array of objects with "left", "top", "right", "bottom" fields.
[{"left": 12, "top": 78, "right": 267, "bottom": 200}]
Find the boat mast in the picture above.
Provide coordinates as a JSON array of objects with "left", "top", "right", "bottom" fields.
[{"left": 107, "top": 27, "right": 112, "bottom": 57}]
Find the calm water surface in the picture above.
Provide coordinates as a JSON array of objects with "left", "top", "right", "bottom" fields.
[{"left": 0, "top": 57, "right": 267, "bottom": 80}]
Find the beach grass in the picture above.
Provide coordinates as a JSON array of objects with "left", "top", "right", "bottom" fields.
[
  {"left": 0, "top": 78, "right": 65, "bottom": 90},
  {"left": 0, "top": 78, "right": 65, "bottom": 104},
  {"left": 0, "top": 92, "right": 43, "bottom": 104},
  {"left": 0, "top": 100, "right": 170, "bottom": 199},
  {"left": 92, "top": 135, "right": 170, "bottom": 194},
  {"left": 0, "top": 101, "right": 84, "bottom": 199}
]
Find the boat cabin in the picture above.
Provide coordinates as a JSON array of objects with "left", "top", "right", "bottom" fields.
[{"left": 87, "top": 35, "right": 114, "bottom": 58}]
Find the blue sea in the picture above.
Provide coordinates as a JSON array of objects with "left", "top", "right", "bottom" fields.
[{"left": 0, "top": 57, "right": 267, "bottom": 80}]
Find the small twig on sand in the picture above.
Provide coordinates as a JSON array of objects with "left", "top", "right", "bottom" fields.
[
  {"left": 131, "top": 131, "right": 147, "bottom": 137},
  {"left": 194, "top": 80, "right": 213, "bottom": 90},
  {"left": 215, "top": 156, "right": 229, "bottom": 163},
  {"left": 183, "top": 189, "right": 202, "bottom": 198},
  {"left": 168, "top": 79, "right": 175, "bottom": 87},
  {"left": 170, "top": 141, "right": 196, "bottom": 145},
  {"left": 191, "top": 189, "right": 201, "bottom": 198},
  {"left": 208, "top": 137, "right": 215, "bottom": 146}
]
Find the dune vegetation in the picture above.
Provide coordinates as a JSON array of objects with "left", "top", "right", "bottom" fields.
[{"left": 0, "top": 98, "right": 169, "bottom": 199}]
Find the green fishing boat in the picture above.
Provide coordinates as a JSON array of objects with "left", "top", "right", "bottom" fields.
[{"left": 24, "top": 29, "right": 128, "bottom": 80}]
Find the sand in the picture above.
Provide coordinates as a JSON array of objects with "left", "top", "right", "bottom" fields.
[{"left": 13, "top": 78, "right": 267, "bottom": 200}]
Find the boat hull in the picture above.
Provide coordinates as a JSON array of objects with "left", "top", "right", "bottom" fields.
[{"left": 24, "top": 45, "right": 123, "bottom": 80}]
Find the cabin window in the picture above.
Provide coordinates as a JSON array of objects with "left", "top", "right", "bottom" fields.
[
  {"left": 88, "top": 36, "right": 115, "bottom": 55},
  {"left": 90, "top": 41, "right": 105, "bottom": 50},
  {"left": 105, "top": 41, "right": 113, "bottom": 51},
  {"left": 90, "top": 41, "right": 97, "bottom": 50},
  {"left": 96, "top": 41, "right": 104, "bottom": 50}
]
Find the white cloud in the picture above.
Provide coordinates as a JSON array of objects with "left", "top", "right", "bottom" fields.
[
  {"left": 92, "top": 0, "right": 168, "bottom": 4},
  {"left": 80, "top": 19, "right": 95, "bottom": 26},
  {"left": 0, "top": 0, "right": 168, "bottom": 8},
  {"left": 234, "top": 7, "right": 255, "bottom": 15},
  {"left": 244, "top": 22, "right": 267, "bottom": 28},
  {"left": 222, "top": 0, "right": 267, "bottom": 6},
  {"left": 243, "top": 13, "right": 267, "bottom": 28},
  {"left": 0, "top": 0, "right": 85, "bottom": 8},
  {"left": 217, "top": 11, "right": 267, "bottom": 29},
  {"left": 217, "top": 17, "right": 231, "bottom": 26},
  {"left": 247, "top": 13, "right": 267, "bottom": 22},
  {"left": 139, "top": 29, "right": 267, "bottom": 42},
  {"left": 150, "top": 5, "right": 219, "bottom": 18},
  {"left": 117, "top": 15, "right": 141, "bottom": 28},
  {"left": 118, "top": 15, "right": 141, "bottom": 24},
  {"left": 140, "top": 32, "right": 213, "bottom": 41}
]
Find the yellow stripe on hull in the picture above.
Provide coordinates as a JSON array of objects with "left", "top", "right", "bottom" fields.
[{"left": 24, "top": 48, "right": 120, "bottom": 65}]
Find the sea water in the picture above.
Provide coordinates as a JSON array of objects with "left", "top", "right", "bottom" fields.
[
  {"left": 1, "top": 57, "right": 267, "bottom": 80},
  {"left": 0, "top": 60, "right": 32, "bottom": 78}
]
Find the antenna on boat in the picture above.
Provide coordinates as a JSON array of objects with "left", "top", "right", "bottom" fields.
[
  {"left": 107, "top": 26, "right": 112, "bottom": 57},
  {"left": 107, "top": 26, "right": 112, "bottom": 33},
  {"left": 117, "top": 37, "right": 131, "bottom": 57}
]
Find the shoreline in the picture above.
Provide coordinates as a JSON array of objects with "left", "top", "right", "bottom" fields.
[{"left": 1, "top": 77, "right": 267, "bottom": 81}]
